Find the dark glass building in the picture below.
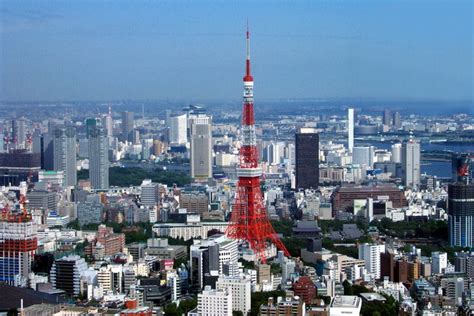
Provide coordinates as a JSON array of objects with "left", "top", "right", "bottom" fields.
[
  {"left": 448, "top": 183, "right": 474, "bottom": 248},
  {"left": 295, "top": 129, "right": 319, "bottom": 190}
]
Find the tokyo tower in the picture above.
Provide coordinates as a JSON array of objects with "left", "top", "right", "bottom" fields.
[{"left": 226, "top": 28, "right": 290, "bottom": 263}]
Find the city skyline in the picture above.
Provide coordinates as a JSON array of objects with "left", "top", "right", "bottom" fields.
[{"left": 1, "top": 0, "right": 473, "bottom": 102}]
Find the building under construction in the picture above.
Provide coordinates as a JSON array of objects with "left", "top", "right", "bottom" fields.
[{"left": 0, "top": 196, "right": 38, "bottom": 287}]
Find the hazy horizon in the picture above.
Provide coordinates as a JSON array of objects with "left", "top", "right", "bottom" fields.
[{"left": 1, "top": 0, "right": 473, "bottom": 102}]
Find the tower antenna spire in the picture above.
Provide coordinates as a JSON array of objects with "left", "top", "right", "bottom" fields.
[{"left": 246, "top": 22, "right": 251, "bottom": 78}]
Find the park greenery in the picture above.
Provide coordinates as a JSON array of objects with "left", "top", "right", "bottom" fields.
[
  {"left": 163, "top": 298, "right": 197, "bottom": 316},
  {"left": 77, "top": 166, "right": 191, "bottom": 187}
]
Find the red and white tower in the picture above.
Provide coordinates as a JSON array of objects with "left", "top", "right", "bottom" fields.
[{"left": 226, "top": 28, "right": 290, "bottom": 263}]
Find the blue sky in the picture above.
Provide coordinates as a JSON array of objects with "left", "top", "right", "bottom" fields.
[{"left": 0, "top": 0, "right": 472, "bottom": 101}]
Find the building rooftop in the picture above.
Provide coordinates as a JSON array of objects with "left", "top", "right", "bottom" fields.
[{"left": 330, "top": 295, "right": 362, "bottom": 308}]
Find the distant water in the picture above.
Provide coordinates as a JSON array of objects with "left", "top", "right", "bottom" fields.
[
  {"left": 366, "top": 142, "right": 473, "bottom": 178},
  {"left": 421, "top": 161, "right": 451, "bottom": 178}
]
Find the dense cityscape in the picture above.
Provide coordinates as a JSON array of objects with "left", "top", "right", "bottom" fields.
[{"left": 1, "top": 1, "right": 473, "bottom": 316}]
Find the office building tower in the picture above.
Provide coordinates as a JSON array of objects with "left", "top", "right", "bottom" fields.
[
  {"left": 41, "top": 133, "right": 55, "bottom": 170},
  {"left": 190, "top": 115, "right": 212, "bottom": 179},
  {"left": 265, "top": 142, "right": 283, "bottom": 165},
  {"left": 197, "top": 286, "right": 232, "bottom": 316},
  {"left": 358, "top": 243, "right": 385, "bottom": 279},
  {"left": 88, "top": 126, "right": 109, "bottom": 190},
  {"left": 50, "top": 255, "right": 88, "bottom": 296},
  {"left": 77, "top": 201, "right": 103, "bottom": 226},
  {"left": 392, "top": 111, "right": 401, "bottom": 128},
  {"left": 347, "top": 108, "right": 354, "bottom": 152},
  {"left": 141, "top": 138, "right": 153, "bottom": 160},
  {"left": 121, "top": 111, "right": 134, "bottom": 142},
  {"left": 295, "top": 128, "right": 319, "bottom": 190},
  {"left": 53, "top": 127, "right": 77, "bottom": 187},
  {"left": 448, "top": 183, "right": 474, "bottom": 247},
  {"left": 383, "top": 109, "right": 392, "bottom": 126},
  {"left": 85, "top": 118, "right": 100, "bottom": 138},
  {"left": 352, "top": 146, "right": 372, "bottom": 167},
  {"left": 432, "top": 252, "right": 448, "bottom": 275},
  {"left": 391, "top": 143, "right": 402, "bottom": 163},
  {"left": 140, "top": 179, "right": 158, "bottom": 207},
  {"left": 12, "top": 118, "right": 26, "bottom": 149},
  {"left": 169, "top": 113, "right": 187, "bottom": 144},
  {"left": 0, "top": 207, "right": 38, "bottom": 287},
  {"left": 216, "top": 276, "right": 251, "bottom": 315},
  {"left": 402, "top": 139, "right": 420, "bottom": 188},
  {"left": 27, "top": 190, "right": 58, "bottom": 210}
]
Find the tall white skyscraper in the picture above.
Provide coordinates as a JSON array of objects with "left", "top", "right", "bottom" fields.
[
  {"left": 88, "top": 126, "right": 109, "bottom": 190},
  {"left": 348, "top": 108, "right": 354, "bottom": 152},
  {"left": 402, "top": 139, "right": 420, "bottom": 187},
  {"left": 53, "top": 127, "right": 77, "bottom": 187},
  {"left": 190, "top": 114, "right": 212, "bottom": 179},
  {"left": 358, "top": 243, "right": 385, "bottom": 279},
  {"left": 169, "top": 113, "right": 187, "bottom": 144}
]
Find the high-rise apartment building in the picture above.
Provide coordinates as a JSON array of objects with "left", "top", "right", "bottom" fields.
[
  {"left": 190, "top": 115, "right": 212, "bottom": 180},
  {"left": 432, "top": 252, "right": 448, "bottom": 275},
  {"left": 53, "top": 127, "right": 77, "bottom": 187},
  {"left": 402, "top": 139, "right": 420, "bottom": 187},
  {"left": 121, "top": 111, "right": 134, "bottom": 142},
  {"left": 295, "top": 128, "right": 319, "bottom": 190},
  {"left": 358, "top": 243, "right": 385, "bottom": 279},
  {"left": 347, "top": 108, "right": 354, "bottom": 152},
  {"left": 88, "top": 126, "right": 109, "bottom": 190}
]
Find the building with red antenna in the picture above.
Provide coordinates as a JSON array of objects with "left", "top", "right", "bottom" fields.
[{"left": 226, "top": 28, "right": 289, "bottom": 263}]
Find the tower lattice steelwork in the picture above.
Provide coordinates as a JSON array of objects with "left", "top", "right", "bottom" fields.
[{"left": 226, "top": 28, "right": 290, "bottom": 263}]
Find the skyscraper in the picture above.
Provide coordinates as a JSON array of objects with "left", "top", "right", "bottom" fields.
[
  {"left": 50, "top": 255, "right": 88, "bottom": 296},
  {"left": 392, "top": 111, "right": 401, "bottom": 128},
  {"left": 53, "top": 127, "right": 77, "bottom": 187},
  {"left": 88, "top": 126, "right": 109, "bottom": 190},
  {"left": 402, "top": 139, "right": 420, "bottom": 187},
  {"left": 448, "top": 183, "right": 474, "bottom": 247},
  {"left": 105, "top": 106, "right": 114, "bottom": 137},
  {"left": 383, "top": 109, "right": 392, "bottom": 126},
  {"left": 121, "top": 111, "right": 134, "bottom": 142},
  {"left": 295, "top": 128, "right": 319, "bottom": 190},
  {"left": 0, "top": 201, "right": 38, "bottom": 287},
  {"left": 391, "top": 143, "right": 402, "bottom": 163},
  {"left": 358, "top": 243, "right": 385, "bottom": 279},
  {"left": 11, "top": 118, "right": 26, "bottom": 149},
  {"left": 169, "top": 113, "right": 187, "bottom": 144},
  {"left": 347, "top": 108, "right": 354, "bottom": 152},
  {"left": 190, "top": 114, "right": 212, "bottom": 180}
]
